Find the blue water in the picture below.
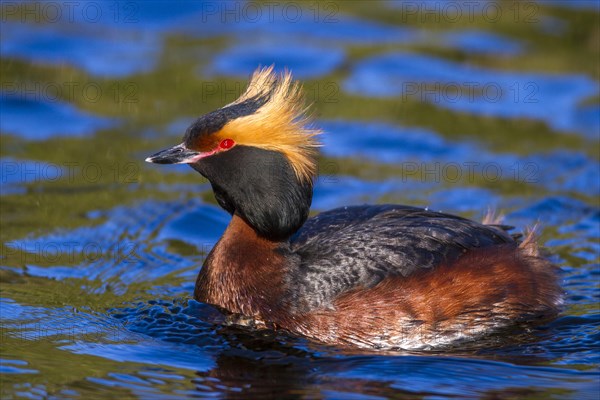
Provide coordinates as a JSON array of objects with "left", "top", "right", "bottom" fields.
[
  {"left": 0, "top": 22, "right": 161, "bottom": 77},
  {"left": 1, "top": 1, "right": 599, "bottom": 399},
  {"left": 441, "top": 30, "right": 524, "bottom": 55},
  {"left": 209, "top": 41, "right": 345, "bottom": 79},
  {"left": 0, "top": 92, "right": 116, "bottom": 139},
  {"left": 345, "top": 53, "right": 599, "bottom": 138}
]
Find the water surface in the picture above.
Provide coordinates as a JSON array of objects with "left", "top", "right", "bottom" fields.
[{"left": 1, "top": 1, "right": 598, "bottom": 398}]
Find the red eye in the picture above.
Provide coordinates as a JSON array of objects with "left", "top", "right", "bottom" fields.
[{"left": 219, "top": 139, "right": 235, "bottom": 150}]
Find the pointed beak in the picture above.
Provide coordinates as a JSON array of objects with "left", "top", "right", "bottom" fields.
[{"left": 145, "top": 143, "right": 210, "bottom": 164}]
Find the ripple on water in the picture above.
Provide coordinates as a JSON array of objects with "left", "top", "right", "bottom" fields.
[
  {"left": 62, "top": 332, "right": 215, "bottom": 373},
  {"left": 319, "top": 120, "right": 479, "bottom": 163},
  {"left": 509, "top": 196, "right": 599, "bottom": 257},
  {"left": 208, "top": 41, "right": 344, "bottom": 79},
  {"left": 312, "top": 175, "right": 430, "bottom": 211},
  {"left": 0, "top": 158, "right": 63, "bottom": 195},
  {"left": 312, "top": 174, "right": 501, "bottom": 216},
  {"left": 319, "top": 355, "right": 597, "bottom": 398},
  {"left": 232, "top": 13, "right": 420, "bottom": 45},
  {"left": 319, "top": 119, "right": 600, "bottom": 196},
  {"left": 0, "top": 298, "right": 127, "bottom": 342},
  {"left": 537, "top": 0, "right": 600, "bottom": 10},
  {"left": 508, "top": 196, "right": 598, "bottom": 226},
  {"left": 0, "top": 298, "right": 217, "bottom": 374},
  {"left": 525, "top": 151, "right": 600, "bottom": 195},
  {"left": 0, "top": 359, "right": 38, "bottom": 375},
  {"left": 2, "top": 192, "right": 598, "bottom": 398},
  {"left": 156, "top": 203, "right": 229, "bottom": 247},
  {"left": 0, "top": 22, "right": 160, "bottom": 77},
  {"left": 1, "top": 2, "right": 422, "bottom": 50},
  {"left": 344, "top": 52, "right": 599, "bottom": 138},
  {"left": 0, "top": 93, "right": 116, "bottom": 139},
  {"left": 5, "top": 200, "right": 220, "bottom": 285},
  {"left": 441, "top": 30, "right": 524, "bottom": 55}
]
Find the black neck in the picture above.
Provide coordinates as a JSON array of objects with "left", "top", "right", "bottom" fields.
[{"left": 191, "top": 146, "right": 313, "bottom": 241}]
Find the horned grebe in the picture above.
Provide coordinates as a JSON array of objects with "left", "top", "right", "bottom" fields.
[{"left": 146, "top": 67, "right": 562, "bottom": 349}]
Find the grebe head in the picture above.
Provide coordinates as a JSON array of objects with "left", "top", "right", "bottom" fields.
[{"left": 146, "top": 67, "right": 321, "bottom": 240}]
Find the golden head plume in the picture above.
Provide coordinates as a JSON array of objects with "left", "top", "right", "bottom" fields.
[{"left": 216, "top": 66, "right": 322, "bottom": 183}]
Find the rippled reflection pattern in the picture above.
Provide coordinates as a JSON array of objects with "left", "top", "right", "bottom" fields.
[{"left": 1, "top": 1, "right": 598, "bottom": 398}]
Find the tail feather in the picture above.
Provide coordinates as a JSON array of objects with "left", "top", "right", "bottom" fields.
[
  {"left": 519, "top": 224, "right": 541, "bottom": 257},
  {"left": 482, "top": 208, "right": 504, "bottom": 225}
]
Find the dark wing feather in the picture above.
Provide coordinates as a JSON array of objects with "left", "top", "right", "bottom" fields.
[{"left": 288, "top": 205, "right": 516, "bottom": 311}]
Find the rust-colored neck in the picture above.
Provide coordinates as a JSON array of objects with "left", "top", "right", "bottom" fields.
[{"left": 194, "top": 214, "right": 289, "bottom": 319}]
